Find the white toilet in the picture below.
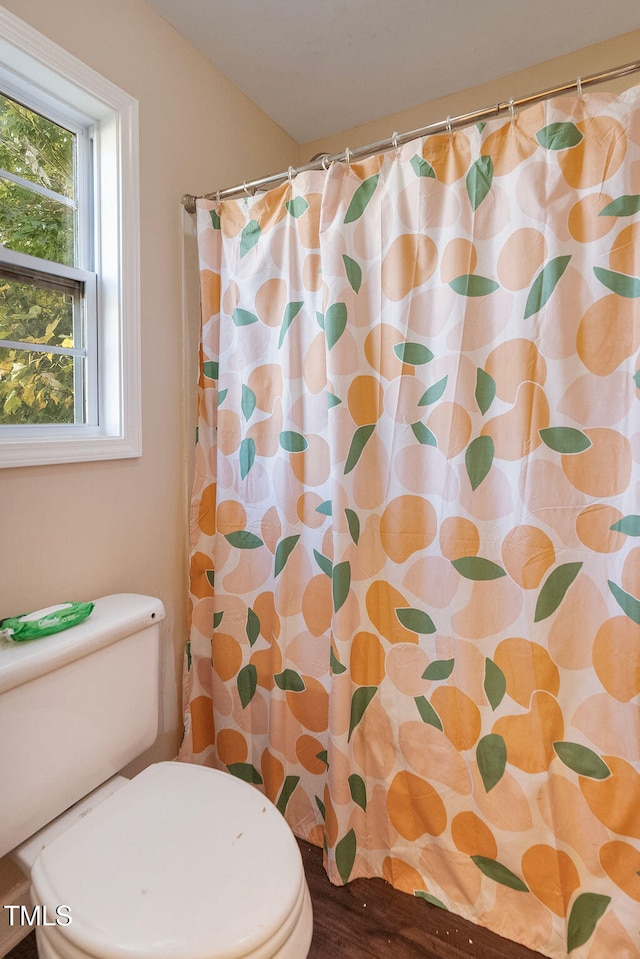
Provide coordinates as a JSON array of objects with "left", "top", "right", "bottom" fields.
[{"left": 0, "top": 594, "right": 313, "bottom": 959}]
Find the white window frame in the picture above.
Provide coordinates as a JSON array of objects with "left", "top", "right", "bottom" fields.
[{"left": 0, "top": 7, "right": 140, "bottom": 468}]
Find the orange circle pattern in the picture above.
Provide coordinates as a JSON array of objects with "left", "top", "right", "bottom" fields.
[{"left": 182, "top": 88, "right": 640, "bottom": 959}]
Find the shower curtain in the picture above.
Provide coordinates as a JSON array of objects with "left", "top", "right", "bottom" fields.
[{"left": 180, "top": 84, "right": 640, "bottom": 959}]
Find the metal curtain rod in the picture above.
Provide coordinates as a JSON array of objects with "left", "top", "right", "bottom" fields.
[{"left": 182, "top": 58, "right": 640, "bottom": 212}]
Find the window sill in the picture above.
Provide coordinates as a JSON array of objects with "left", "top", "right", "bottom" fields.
[{"left": 0, "top": 429, "right": 142, "bottom": 469}]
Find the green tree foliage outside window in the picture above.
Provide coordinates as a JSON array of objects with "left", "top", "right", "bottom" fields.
[{"left": 0, "top": 92, "right": 80, "bottom": 425}]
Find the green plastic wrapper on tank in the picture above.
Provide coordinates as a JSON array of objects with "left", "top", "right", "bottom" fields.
[{"left": 0, "top": 602, "right": 94, "bottom": 642}]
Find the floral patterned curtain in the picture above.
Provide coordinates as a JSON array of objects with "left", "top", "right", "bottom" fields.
[{"left": 181, "top": 85, "right": 640, "bottom": 959}]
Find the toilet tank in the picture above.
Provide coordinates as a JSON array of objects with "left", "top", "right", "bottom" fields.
[{"left": 0, "top": 593, "right": 165, "bottom": 859}]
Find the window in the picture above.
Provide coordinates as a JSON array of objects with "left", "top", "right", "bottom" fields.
[
  {"left": 0, "top": 8, "right": 140, "bottom": 468},
  {"left": 0, "top": 88, "right": 97, "bottom": 428}
]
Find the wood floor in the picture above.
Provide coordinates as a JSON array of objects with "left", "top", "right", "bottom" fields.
[
  {"left": 7, "top": 841, "right": 546, "bottom": 959},
  {"left": 300, "top": 841, "right": 545, "bottom": 959}
]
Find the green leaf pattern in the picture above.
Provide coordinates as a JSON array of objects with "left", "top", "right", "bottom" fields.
[
  {"left": 535, "top": 563, "right": 583, "bottom": 622},
  {"left": 348, "top": 686, "right": 377, "bottom": 739},
  {"left": 524, "top": 255, "right": 571, "bottom": 318},
  {"left": 567, "top": 894, "right": 611, "bottom": 953},
  {"left": 187, "top": 95, "right": 640, "bottom": 958},
  {"left": 466, "top": 155, "right": 494, "bottom": 210},
  {"left": 344, "top": 175, "right": 380, "bottom": 223},
  {"left": 449, "top": 274, "right": 500, "bottom": 297},
  {"left": 477, "top": 733, "right": 507, "bottom": 792}
]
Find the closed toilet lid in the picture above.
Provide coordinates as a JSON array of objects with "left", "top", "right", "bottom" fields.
[{"left": 31, "top": 762, "right": 306, "bottom": 959}]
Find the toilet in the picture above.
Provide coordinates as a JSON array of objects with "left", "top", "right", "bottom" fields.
[{"left": 0, "top": 594, "right": 313, "bottom": 959}]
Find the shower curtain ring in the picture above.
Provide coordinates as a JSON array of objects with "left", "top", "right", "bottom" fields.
[
  {"left": 576, "top": 75, "right": 583, "bottom": 99},
  {"left": 509, "top": 98, "right": 515, "bottom": 123},
  {"left": 288, "top": 165, "right": 296, "bottom": 188},
  {"left": 345, "top": 147, "right": 352, "bottom": 168},
  {"left": 446, "top": 115, "right": 453, "bottom": 139},
  {"left": 392, "top": 131, "right": 400, "bottom": 156},
  {"left": 321, "top": 154, "right": 330, "bottom": 171},
  {"left": 243, "top": 181, "right": 251, "bottom": 197}
]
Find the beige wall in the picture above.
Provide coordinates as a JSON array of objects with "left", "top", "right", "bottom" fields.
[
  {"left": 0, "top": 0, "right": 298, "bottom": 762},
  {"left": 300, "top": 29, "right": 640, "bottom": 163}
]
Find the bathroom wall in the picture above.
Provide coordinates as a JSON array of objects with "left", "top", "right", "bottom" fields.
[
  {"left": 0, "top": 0, "right": 298, "bottom": 762},
  {"left": 300, "top": 29, "right": 640, "bottom": 163}
]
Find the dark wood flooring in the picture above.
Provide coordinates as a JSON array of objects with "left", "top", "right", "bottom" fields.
[
  {"left": 7, "top": 841, "right": 546, "bottom": 959},
  {"left": 300, "top": 840, "right": 545, "bottom": 959}
]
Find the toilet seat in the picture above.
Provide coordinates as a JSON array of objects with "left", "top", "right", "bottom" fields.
[{"left": 31, "top": 762, "right": 313, "bottom": 959}]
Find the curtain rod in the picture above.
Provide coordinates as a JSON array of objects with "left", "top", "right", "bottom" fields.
[{"left": 182, "top": 58, "right": 640, "bottom": 213}]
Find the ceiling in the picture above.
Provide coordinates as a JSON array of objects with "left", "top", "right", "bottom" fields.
[{"left": 146, "top": 0, "right": 640, "bottom": 143}]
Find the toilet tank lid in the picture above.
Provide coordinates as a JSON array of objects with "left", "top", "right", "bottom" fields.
[{"left": 0, "top": 593, "right": 165, "bottom": 695}]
